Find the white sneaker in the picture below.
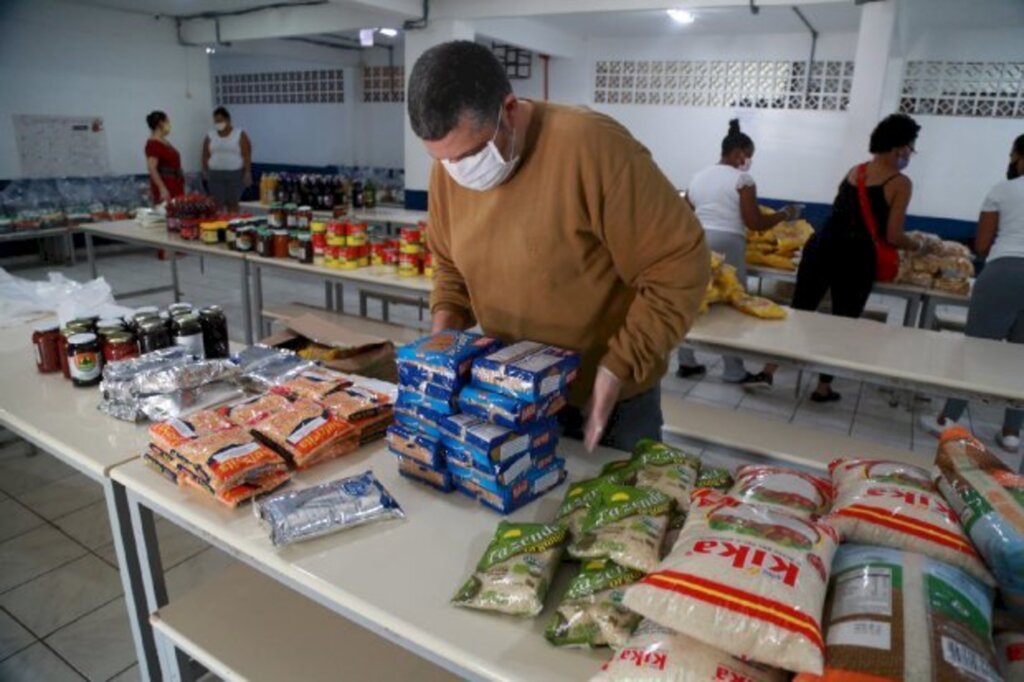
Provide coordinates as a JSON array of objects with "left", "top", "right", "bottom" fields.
[
  {"left": 996, "top": 432, "right": 1021, "bottom": 453},
  {"left": 918, "top": 413, "right": 955, "bottom": 438}
]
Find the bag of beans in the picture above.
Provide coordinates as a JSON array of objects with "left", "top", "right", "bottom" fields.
[
  {"left": 623, "top": 494, "right": 840, "bottom": 674},
  {"left": 591, "top": 620, "right": 788, "bottom": 682},
  {"left": 794, "top": 544, "right": 1000, "bottom": 682},
  {"left": 452, "top": 521, "right": 567, "bottom": 617},
  {"left": 729, "top": 465, "right": 833, "bottom": 517},
  {"left": 935, "top": 427, "right": 1024, "bottom": 615},
  {"left": 827, "top": 459, "right": 993, "bottom": 585},
  {"left": 569, "top": 485, "right": 672, "bottom": 573},
  {"left": 546, "top": 559, "right": 644, "bottom": 649}
]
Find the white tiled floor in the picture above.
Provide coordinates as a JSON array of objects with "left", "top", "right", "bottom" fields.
[{"left": 0, "top": 247, "right": 1020, "bottom": 679}]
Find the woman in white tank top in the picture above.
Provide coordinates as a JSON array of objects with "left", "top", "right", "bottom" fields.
[{"left": 202, "top": 107, "right": 252, "bottom": 211}]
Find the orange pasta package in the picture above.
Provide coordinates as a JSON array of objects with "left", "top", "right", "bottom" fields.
[
  {"left": 729, "top": 465, "right": 833, "bottom": 517},
  {"left": 622, "top": 494, "right": 840, "bottom": 675},
  {"left": 218, "top": 393, "right": 293, "bottom": 427},
  {"left": 826, "top": 459, "right": 994, "bottom": 585},
  {"left": 179, "top": 466, "right": 291, "bottom": 508},
  {"left": 319, "top": 385, "right": 392, "bottom": 423},
  {"left": 270, "top": 366, "right": 352, "bottom": 401},
  {"left": 252, "top": 399, "right": 358, "bottom": 468},
  {"left": 174, "top": 427, "right": 288, "bottom": 491},
  {"left": 149, "top": 409, "right": 234, "bottom": 453}
]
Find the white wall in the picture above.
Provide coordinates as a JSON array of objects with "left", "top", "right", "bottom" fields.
[
  {"left": 0, "top": 0, "right": 212, "bottom": 177},
  {"left": 209, "top": 46, "right": 405, "bottom": 169}
]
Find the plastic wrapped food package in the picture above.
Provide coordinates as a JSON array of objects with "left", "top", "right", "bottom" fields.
[
  {"left": 251, "top": 400, "right": 359, "bottom": 469},
  {"left": 569, "top": 484, "right": 672, "bottom": 573},
  {"left": 438, "top": 414, "right": 530, "bottom": 467},
  {"left": 134, "top": 382, "right": 244, "bottom": 423},
  {"left": 319, "top": 385, "right": 392, "bottom": 422},
  {"left": 148, "top": 409, "right": 235, "bottom": 453},
  {"left": 827, "top": 459, "right": 993, "bottom": 585},
  {"left": 457, "top": 383, "right": 567, "bottom": 431},
  {"left": 730, "top": 294, "right": 788, "bottom": 319},
  {"left": 558, "top": 466, "right": 643, "bottom": 542},
  {"left": 218, "top": 393, "right": 293, "bottom": 427},
  {"left": 546, "top": 559, "right": 644, "bottom": 649},
  {"left": 794, "top": 544, "right": 1000, "bottom": 682},
  {"left": 476, "top": 457, "right": 566, "bottom": 514},
  {"left": 397, "top": 385, "right": 458, "bottom": 416},
  {"left": 235, "top": 346, "right": 316, "bottom": 393},
  {"left": 471, "top": 341, "right": 581, "bottom": 403},
  {"left": 271, "top": 366, "right": 352, "bottom": 401},
  {"left": 386, "top": 423, "right": 444, "bottom": 469},
  {"left": 397, "top": 456, "right": 454, "bottom": 492},
  {"left": 729, "top": 465, "right": 833, "bottom": 517},
  {"left": 452, "top": 521, "right": 567, "bottom": 617},
  {"left": 996, "top": 631, "right": 1024, "bottom": 682},
  {"left": 396, "top": 330, "right": 501, "bottom": 390},
  {"left": 256, "top": 471, "right": 405, "bottom": 546},
  {"left": 180, "top": 467, "right": 290, "bottom": 508},
  {"left": 623, "top": 492, "right": 840, "bottom": 674},
  {"left": 174, "top": 427, "right": 288, "bottom": 491},
  {"left": 935, "top": 427, "right": 1024, "bottom": 614},
  {"left": 632, "top": 439, "right": 701, "bottom": 522},
  {"left": 695, "top": 467, "right": 734, "bottom": 491},
  {"left": 592, "top": 620, "right": 788, "bottom": 682}
]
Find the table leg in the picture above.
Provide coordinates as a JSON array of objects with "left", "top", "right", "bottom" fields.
[
  {"left": 170, "top": 254, "right": 181, "bottom": 303},
  {"left": 324, "top": 281, "right": 334, "bottom": 311},
  {"left": 104, "top": 480, "right": 163, "bottom": 682},
  {"left": 359, "top": 291, "right": 368, "bottom": 317},
  {"left": 65, "top": 231, "right": 76, "bottom": 267},
  {"left": 86, "top": 232, "right": 97, "bottom": 279},
  {"left": 903, "top": 295, "right": 922, "bottom": 328},
  {"left": 241, "top": 259, "right": 253, "bottom": 345},
  {"left": 919, "top": 295, "right": 937, "bottom": 330},
  {"left": 334, "top": 283, "right": 344, "bottom": 313},
  {"left": 252, "top": 264, "right": 264, "bottom": 335}
]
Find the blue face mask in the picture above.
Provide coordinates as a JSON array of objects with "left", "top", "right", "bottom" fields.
[{"left": 897, "top": 154, "right": 910, "bottom": 171}]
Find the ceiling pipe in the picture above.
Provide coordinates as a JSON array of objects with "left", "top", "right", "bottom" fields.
[
  {"left": 403, "top": 0, "right": 429, "bottom": 30},
  {"left": 792, "top": 6, "right": 819, "bottom": 98}
]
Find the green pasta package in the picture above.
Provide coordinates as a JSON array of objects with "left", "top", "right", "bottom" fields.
[
  {"left": 546, "top": 559, "right": 644, "bottom": 649},
  {"left": 452, "top": 521, "right": 567, "bottom": 617},
  {"left": 569, "top": 485, "right": 672, "bottom": 573},
  {"left": 557, "top": 464, "right": 644, "bottom": 543}
]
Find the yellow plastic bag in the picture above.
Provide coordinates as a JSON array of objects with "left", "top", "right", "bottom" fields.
[{"left": 731, "top": 294, "right": 787, "bottom": 319}]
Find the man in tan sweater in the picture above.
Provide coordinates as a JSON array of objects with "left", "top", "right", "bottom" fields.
[{"left": 408, "top": 41, "right": 709, "bottom": 452}]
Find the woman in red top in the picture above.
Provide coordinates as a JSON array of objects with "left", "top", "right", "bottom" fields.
[{"left": 144, "top": 111, "right": 185, "bottom": 204}]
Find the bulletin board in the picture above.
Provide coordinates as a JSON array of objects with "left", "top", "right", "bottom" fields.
[{"left": 13, "top": 114, "right": 112, "bottom": 177}]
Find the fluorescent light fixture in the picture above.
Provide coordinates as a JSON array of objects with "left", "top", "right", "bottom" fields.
[
  {"left": 205, "top": 46, "right": 216, "bottom": 54},
  {"left": 359, "top": 28, "right": 375, "bottom": 46},
  {"left": 666, "top": 9, "right": 696, "bottom": 24},
  {"left": 379, "top": 27, "right": 399, "bottom": 37}
]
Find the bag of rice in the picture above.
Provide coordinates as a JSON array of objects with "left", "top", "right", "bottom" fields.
[
  {"left": 592, "top": 620, "right": 788, "bottom": 682},
  {"left": 935, "top": 427, "right": 1024, "bottom": 615},
  {"left": 696, "top": 467, "right": 734, "bottom": 491},
  {"left": 623, "top": 494, "right": 840, "bottom": 674},
  {"left": 730, "top": 465, "right": 833, "bottom": 517},
  {"left": 452, "top": 521, "right": 567, "bottom": 617},
  {"left": 827, "top": 459, "right": 993, "bottom": 585},
  {"left": 996, "top": 631, "right": 1024, "bottom": 682},
  {"left": 569, "top": 485, "right": 672, "bottom": 573},
  {"left": 558, "top": 468, "right": 643, "bottom": 542},
  {"left": 793, "top": 543, "right": 1000, "bottom": 682},
  {"left": 546, "top": 559, "right": 644, "bottom": 649},
  {"left": 632, "top": 439, "right": 701, "bottom": 527}
]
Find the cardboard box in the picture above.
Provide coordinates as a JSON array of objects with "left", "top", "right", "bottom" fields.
[{"left": 260, "top": 311, "right": 400, "bottom": 382}]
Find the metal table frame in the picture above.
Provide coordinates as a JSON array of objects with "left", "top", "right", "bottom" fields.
[{"left": 0, "top": 227, "right": 76, "bottom": 267}]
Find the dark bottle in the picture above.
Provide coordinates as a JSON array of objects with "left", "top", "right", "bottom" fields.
[
  {"left": 137, "top": 318, "right": 171, "bottom": 354},
  {"left": 199, "top": 305, "right": 230, "bottom": 359},
  {"left": 351, "top": 179, "right": 364, "bottom": 209}
]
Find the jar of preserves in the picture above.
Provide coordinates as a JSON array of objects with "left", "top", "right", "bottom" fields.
[
  {"left": 235, "top": 225, "right": 254, "bottom": 252},
  {"left": 272, "top": 229, "right": 289, "bottom": 258},
  {"left": 423, "top": 252, "right": 434, "bottom": 278},
  {"left": 268, "top": 203, "right": 285, "bottom": 229},
  {"left": 199, "top": 305, "right": 229, "bottom": 359},
  {"left": 67, "top": 333, "right": 102, "bottom": 387},
  {"left": 296, "top": 206, "right": 312, "bottom": 231},
  {"left": 255, "top": 228, "right": 272, "bottom": 257},
  {"left": 398, "top": 252, "right": 421, "bottom": 278},
  {"left": 168, "top": 302, "right": 194, "bottom": 317},
  {"left": 300, "top": 234, "right": 314, "bottom": 264},
  {"left": 284, "top": 203, "right": 298, "bottom": 229},
  {"left": 137, "top": 318, "right": 171, "bottom": 354},
  {"left": 172, "top": 314, "right": 205, "bottom": 358},
  {"left": 179, "top": 219, "right": 200, "bottom": 241},
  {"left": 32, "top": 324, "right": 61, "bottom": 373},
  {"left": 103, "top": 331, "right": 139, "bottom": 363},
  {"left": 59, "top": 324, "right": 89, "bottom": 378},
  {"left": 288, "top": 231, "right": 304, "bottom": 261},
  {"left": 200, "top": 222, "right": 220, "bottom": 244},
  {"left": 69, "top": 317, "right": 98, "bottom": 332},
  {"left": 326, "top": 221, "right": 346, "bottom": 247},
  {"left": 346, "top": 222, "right": 368, "bottom": 246},
  {"left": 225, "top": 219, "right": 239, "bottom": 250},
  {"left": 96, "top": 318, "right": 126, "bottom": 335}
]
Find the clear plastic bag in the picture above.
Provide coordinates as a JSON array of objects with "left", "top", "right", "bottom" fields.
[{"left": 0, "top": 267, "right": 132, "bottom": 328}]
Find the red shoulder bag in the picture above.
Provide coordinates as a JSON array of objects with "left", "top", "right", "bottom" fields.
[{"left": 855, "top": 163, "right": 900, "bottom": 282}]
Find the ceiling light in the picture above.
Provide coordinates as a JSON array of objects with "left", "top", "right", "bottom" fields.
[
  {"left": 379, "top": 28, "right": 399, "bottom": 37},
  {"left": 205, "top": 46, "right": 216, "bottom": 54},
  {"left": 359, "top": 28, "right": 375, "bottom": 47},
  {"left": 666, "top": 9, "right": 696, "bottom": 24}
]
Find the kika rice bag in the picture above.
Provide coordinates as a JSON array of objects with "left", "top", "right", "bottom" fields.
[
  {"left": 729, "top": 465, "right": 833, "bottom": 517},
  {"left": 935, "top": 427, "right": 1024, "bottom": 615},
  {"left": 794, "top": 544, "right": 1000, "bottom": 682},
  {"left": 452, "top": 521, "right": 567, "bottom": 617},
  {"left": 592, "top": 619, "right": 788, "bottom": 682},
  {"left": 827, "top": 459, "right": 993, "bottom": 585},
  {"left": 633, "top": 439, "right": 701, "bottom": 526},
  {"left": 622, "top": 493, "right": 840, "bottom": 674},
  {"left": 996, "top": 630, "right": 1024, "bottom": 682},
  {"left": 569, "top": 485, "right": 672, "bottom": 573},
  {"left": 546, "top": 559, "right": 644, "bottom": 649}
]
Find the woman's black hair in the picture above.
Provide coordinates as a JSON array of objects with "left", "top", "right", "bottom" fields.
[
  {"left": 146, "top": 110, "right": 168, "bottom": 131},
  {"left": 213, "top": 106, "right": 231, "bottom": 121},
  {"left": 869, "top": 113, "right": 920, "bottom": 154},
  {"left": 721, "top": 119, "right": 754, "bottom": 156},
  {"left": 1013, "top": 133, "right": 1024, "bottom": 157}
]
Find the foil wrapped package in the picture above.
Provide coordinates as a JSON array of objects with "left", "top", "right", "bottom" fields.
[
  {"left": 255, "top": 471, "right": 405, "bottom": 546},
  {"left": 235, "top": 345, "right": 316, "bottom": 393}
]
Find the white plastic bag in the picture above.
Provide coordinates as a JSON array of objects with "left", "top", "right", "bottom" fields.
[{"left": 0, "top": 267, "right": 131, "bottom": 327}]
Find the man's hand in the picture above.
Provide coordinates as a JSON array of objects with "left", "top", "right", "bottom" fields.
[
  {"left": 430, "top": 307, "right": 471, "bottom": 334},
  {"left": 584, "top": 366, "right": 622, "bottom": 452},
  {"left": 159, "top": 186, "right": 171, "bottom": 203}
]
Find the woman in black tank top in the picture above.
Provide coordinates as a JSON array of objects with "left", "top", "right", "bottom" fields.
[{"left": 752, "top": 114, "right": 925, "bottom": 402}]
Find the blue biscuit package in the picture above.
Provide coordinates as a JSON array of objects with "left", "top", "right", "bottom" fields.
[
  {"left": 471, "top": 341, "right": 581, "bottom": 402},
  {"left": 437, "top": 414, "right": 530, "bottom": 466},
  {"left": 446, "top": 456, "right": 474, "bottom": 481},
  {"left": 385, "top": 424, "right": 444, "bottom": 469},
  {"left": 457, "top": 384, "right": 568, "bottom": 430},
  {"left": 441, "top": 441, "right": 474, "bottom": 470},
  {"left": 478, "top": 458, "right": 567, "bottom": 514},
  {"left": 453, "top": 475, "right": 481, "bottom": 501},
  {"left": 396, "top": 456, "right": 454, "bottom": 493},
  {"left": 472, "top": 441, "right": 560, "bottom": 493},
  {"left": 528, "top": 419, "right": 560, "bottom": 453},
  {"left": 396, "top": 330, "right": 501, "bottom": 390},
  {"left": 396, "top": 386, "right": 458, "bottom": 416},
  {"left": 393, "top": 404, "right": 444, "bottom": 439}
]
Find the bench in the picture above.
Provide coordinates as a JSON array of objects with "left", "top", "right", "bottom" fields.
[
  {"left": 261, "top": 302, "right": 425, "bottom": 345},
  {"left": 151, "top": 564, "right": 458, "bottom": 682},
  {"left": 661, "top": 394, "right": 925, "bottom": 471},
  {"left": 358, "top": 290, "right": 429, "bottom": 325}
]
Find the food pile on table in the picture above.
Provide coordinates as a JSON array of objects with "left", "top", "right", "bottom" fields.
[
  {"left": 702, "top": 251, "right": 788, "bottom": 319},
  {"left": 745, "top": 207, "right": 815, "bottom": 271},
  {"left": 388, "top": 331, "right": 579, "bottom": 514},
  {"left": 897, "top": 231, "right": 974, "bottom": 295},
  {"left": 449, "top": 429, "right": 1024, "bottom": 682}
]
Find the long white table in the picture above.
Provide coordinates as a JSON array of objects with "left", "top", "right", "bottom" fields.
[
  {"left": 239, "top": 200, "right": 428, "bottom": 226},
  {"left": 686, "top": 306, "right": 1024, "bottom": 408}
]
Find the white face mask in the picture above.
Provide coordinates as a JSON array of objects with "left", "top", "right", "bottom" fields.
[
  {"left": 441, "top": 107, "right": 519, "bottom": 191},
  {"left": 215, "top": 121, "right": 228, "bottom": 132}
]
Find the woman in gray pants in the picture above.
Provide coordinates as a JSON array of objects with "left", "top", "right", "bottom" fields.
[
  {"left": 921, "top": 134, "right": 1024, "bottom": 454},
  {"left": 202, "top": 107, "right": 252, "bottom": 212}
]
